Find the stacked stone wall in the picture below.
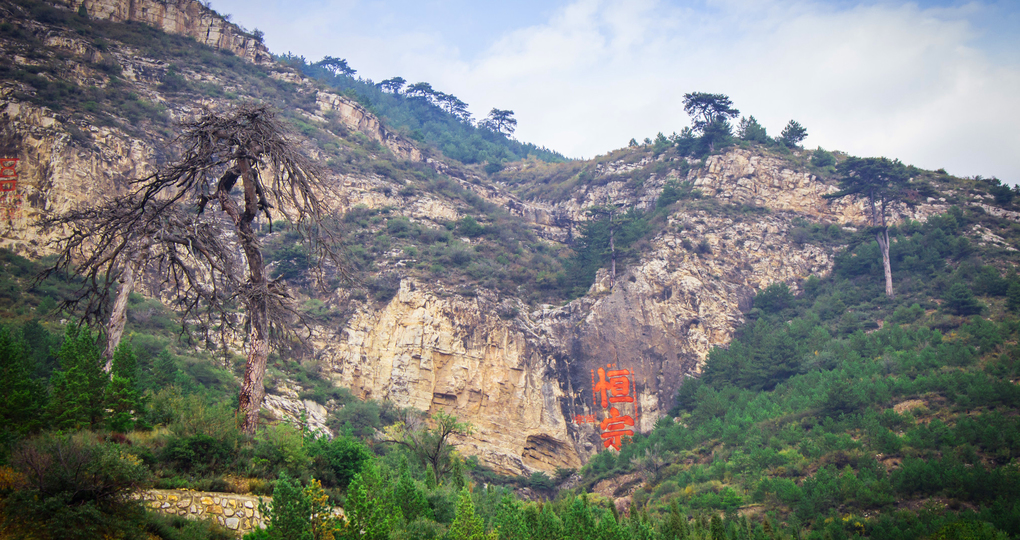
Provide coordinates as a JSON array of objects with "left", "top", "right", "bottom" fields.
[{"left": 137, "top": 489, "right": 268, "bottom": 535}]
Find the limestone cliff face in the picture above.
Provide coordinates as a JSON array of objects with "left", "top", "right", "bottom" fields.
[
  {"left": 320, "top": 282, "right": 581, "bottom": 474},
  {"left": 315, "top": 151, "right": 867, "bottom": 472},
  {"left": 313, "top": 92, "right": 423, "bottom": 162},
  {"left": 0, "top": 95, "right": 149, "bottom": 255},
  {"left": 81, "top": 0, "right": 272, "bottom": 63}
]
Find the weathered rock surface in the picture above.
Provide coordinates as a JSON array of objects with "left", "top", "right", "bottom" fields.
[
  {"left": 316, "top": 157, "right": 852, "bottom": 472},
  {"left": 82, "top": 0, "right": 272, "bottom": 63}
]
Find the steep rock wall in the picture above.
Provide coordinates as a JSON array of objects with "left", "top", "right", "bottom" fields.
[
  {"left": 81, "top": 0, "right": 272, "bottom": 63},
  {"left": 317, "top": 149, "right": 930, "bottom": 472},
  {"left": 0, "top": 95, "right": 148, "bottom": 255},
  {"left": 320, "top": 282, "right": 582, "bottom": 474}
]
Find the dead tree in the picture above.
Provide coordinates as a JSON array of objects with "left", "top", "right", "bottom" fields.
[
  {"left": 41, "top": 196, "right": 233, "bottom": 372},
  {"left": 44, "top": 104, "right": 344, "bottom": 435}
]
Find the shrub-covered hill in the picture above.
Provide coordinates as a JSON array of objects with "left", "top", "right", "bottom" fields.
[{"left": 574, "top": 205, "right": 1020, "bottom": 539}]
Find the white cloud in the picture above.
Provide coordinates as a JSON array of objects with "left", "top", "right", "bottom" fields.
[
  {"left": 214, "top": 0, "right": 1020, "bottom": 180},
  {"left": 445, "top": 0, "right": 1020, "bottom": 179}
]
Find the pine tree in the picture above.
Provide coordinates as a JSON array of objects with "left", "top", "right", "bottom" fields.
[
  {"left": 451, "top": 454, "right": 466, "bottom": 490},
  {"left": 305, "top": 478, "right": 337, "bottom": 540},
  {"left": 493, "top": 494, "right": 528, "bottom": 540},
  {"left": 105, "top": 342, "right": 140, "bottom": 432},
  {"left": 449, "top": 488, "right": 486, "bottom": 540},
  {"left": 266, "top": 471, "right": 313, "bottom": 540},
  {"left": 340, "top": 465, "right": 400, "bottom": 540},
  {"left": 594, "top": 507, "right": 626, "bottom": 540},
  {"left": 149, "top": 348, "right": 181, "bottom": 390},
  {"left": 395, "top": 457, "right": 430, "bottom": 522},
  {"left": 49, "top": 324, "right": 107, "bottom": 430},
  {"left": 660, "top": 500, "right": 689, "bottom": 540},
  {"left": 1007, "top": 280, "right": 1020, "bottom": 312},
  {"left": 0, "top": 326, "right": 46, "bottom": 435},
  {"left": 533, "top": 502, "right": 563, "bottom": 540},
  {"left": 710, "top": 515, "right": 725, "bottom": 540},
  {"left": 943, "top": 282, "right": 984, "bottom": 316},
  {"left": 562, "top": 496, "right": 596, "bottom": 540}
]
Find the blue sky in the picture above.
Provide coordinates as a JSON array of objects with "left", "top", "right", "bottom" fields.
[{"left": 211, "top": 0, "right": 1020, "bottom": 182}]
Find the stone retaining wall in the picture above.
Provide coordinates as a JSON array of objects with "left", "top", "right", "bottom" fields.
[{"left": 136, "top": 489, "right": 269, "bottom": 536}]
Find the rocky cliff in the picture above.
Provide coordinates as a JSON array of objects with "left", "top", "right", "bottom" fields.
[
  {"left": 82, "top": 0, "right": 271, "bottom": 63},
  {"left": 312, "top": 148, "right": 955, "bottom": 473},
  {"left": 0, "top": 1, "right": 992, "bottom": 476}
]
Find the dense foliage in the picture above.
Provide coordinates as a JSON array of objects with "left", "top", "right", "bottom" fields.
[
  {"left": 285, "top": 55, "right": 565, "bottom": 166},
  {"left": 577, "top": 207, "right": 1020, "bottom": 539}
]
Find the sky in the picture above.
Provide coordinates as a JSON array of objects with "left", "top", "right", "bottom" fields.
[{"left": 210, "top": 0, "right": 1020, "bottom": 182}]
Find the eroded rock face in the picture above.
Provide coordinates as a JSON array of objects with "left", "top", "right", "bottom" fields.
[
  {"left": 317, "top": 209, "right": 840, "bottom": 471},
  {"left": 320, "top": 282, "right": 582, "bottom": 474},
  {"left": 312, "top": 148, "right": 970, "bottom": 473},
  {"left": 82, "top": 0, "right": 272, "bottom": 63},
  {"left": 0, "top": 95, "right": 147, "bottom": 256},
  {"left": 313, "top": 150, "right": 885, "bottom": 473}
]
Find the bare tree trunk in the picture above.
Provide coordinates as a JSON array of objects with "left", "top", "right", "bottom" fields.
[
  {"left": 103, "top": 239, "right": 150, "bottom": 373},
  {"left": 219, "top": 159, "right": 270, "bottom": 436},
  {"left": 609, "top": 218, "right": 616, "bottom": 290},
  {"left": 877, "top": 228, "right": 894, "bottom": 298},
  {"left": 869, "top": 190, "right": 894, "bottom": 298}
]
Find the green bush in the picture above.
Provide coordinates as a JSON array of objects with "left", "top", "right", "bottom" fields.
[
  {"left": 3, "top": 432, "right": 150, "bottom": 540},
  {"left": 307, "top": 433, "right": 371, "bottom": 489},
  {"left": 810, "top": 148, "right": 836, "bottom": 169},
  {"left": 251, "top": 423, "right": 310, "bottom": 479},
  {"left": 161, "top": 433, "right": 235, "bottom": 475},
  {"left": 754, "top": 282, "right": 794, "bottom": 314},
  {"left": 943, "top": 283, "right": 984, "bottom": 316}
]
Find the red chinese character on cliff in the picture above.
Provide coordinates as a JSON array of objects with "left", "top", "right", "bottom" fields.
[
  {"left": 599, "top": 407, "right": 634, "bottom": 450},
  {"left": 0, "top": 158, "right": 16, "bottom": 192},
  {"left": 593, "top": 366, "right": 634, "bottom": 408},
  {"left": 590, "top": 364, "right": 638, "bottom": 451}
]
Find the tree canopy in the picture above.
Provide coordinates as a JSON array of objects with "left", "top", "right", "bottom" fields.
[
  {"left": 682, "top": 92, "right": 740, "bottom": 135},
  {"left": 317, "top": 56, "right": 355, "bottom": 77},
  {"left": 829, "top": 156, "right": 914, "bottom": 297},
  {"left": 482, "top": 108, "right": 517, "bottom": 136},
  {"left": 779, "top": 120, "right": 808, "bottom": 147}
]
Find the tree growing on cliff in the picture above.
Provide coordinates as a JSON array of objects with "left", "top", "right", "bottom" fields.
[
  {"left": 779, "top": 120, "right": 808, "bottom": 147},
  {"left": 385, "top": 410, "right": 472, "bottom": 485},
  {"left": 378, "top": 77, "right": 406, "bottom": 94},
  {"left": 826, "top": 156, "right": 913, "bottom": 298},
  {"left": 481, "top": 108, "right": 517, "bottom": 136},
  {"left": 682, "top": 92, "right": 739, "bottom": 152},
  {"left": 737, "top": 115, "right": 768, "bottom": 144},
  {"left": 317, "top": 56, "right": 356, "bottom": 77},
  {"left": 45, "top": 104, "right": 344, "bottom": 436}
]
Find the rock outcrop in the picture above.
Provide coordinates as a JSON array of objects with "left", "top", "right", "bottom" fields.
[
  {"left": 315, "top": 151, "right": 875, "bottom": 473},
  {"left": 81, "top": 0, "right": 272, "bottom": 63}
]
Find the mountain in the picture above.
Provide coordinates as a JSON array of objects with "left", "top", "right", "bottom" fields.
[{"left": 2, "top": 1, "right": 1020, "bottom": 538}]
